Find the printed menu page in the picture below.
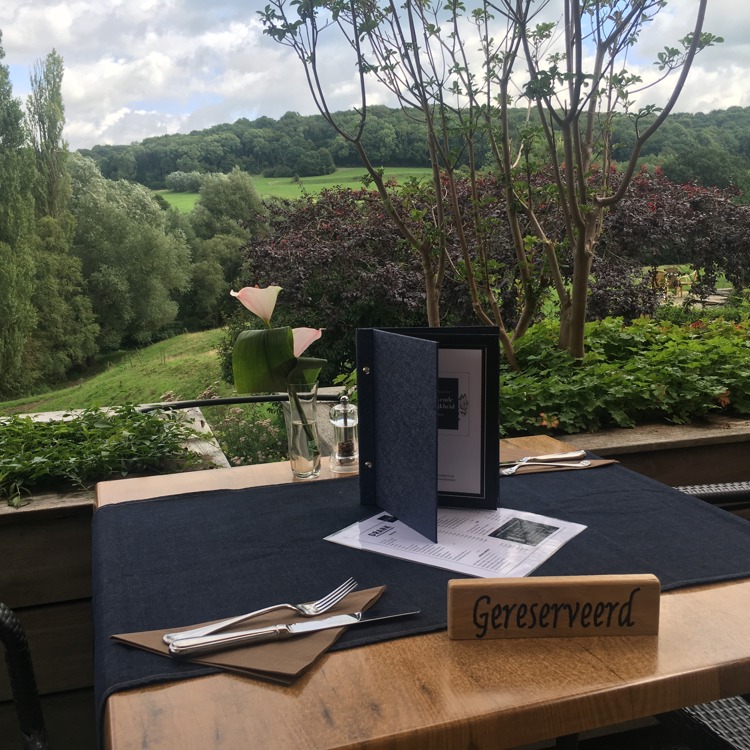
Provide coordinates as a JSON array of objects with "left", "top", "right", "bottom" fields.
[{"left": 325, "top": 507, "right": 586, "bottom": 578}]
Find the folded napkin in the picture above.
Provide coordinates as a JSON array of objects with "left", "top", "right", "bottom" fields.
[
  {"left": 112, "top": 585, "right": 385, "bottom": 685},
  {"left": 499, "top": 444, "right": 617, "bottom": 476}
]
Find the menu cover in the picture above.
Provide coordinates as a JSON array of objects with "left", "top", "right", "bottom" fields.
[{"left": 356, "top": 326, "right": 500, "bottom": 542}]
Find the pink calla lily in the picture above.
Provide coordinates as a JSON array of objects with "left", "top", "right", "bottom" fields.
[
  {"left": 230, "top": 285, "right": 282, "bottom": 326},
  {"left": 293, "top": 327, "right": 323, "bottom": 357}
]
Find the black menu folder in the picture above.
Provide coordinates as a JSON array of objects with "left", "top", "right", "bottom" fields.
[{"left": 356, "top": 326, "right": 500, "bottom": 542}]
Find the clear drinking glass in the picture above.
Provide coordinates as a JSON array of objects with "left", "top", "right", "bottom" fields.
[{"left": 282, "top": 381, "right": 321, "bottom": 479}]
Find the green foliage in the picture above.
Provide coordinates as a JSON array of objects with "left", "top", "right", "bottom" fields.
[
  {"left": 501, "top": 317, "right": 750, "bottom": 436},
  {"left": 207, "top": 402, "right": 287, "bottom": 467},
  {"left": 232, "top": 326, "right": 325, "bottom": 393},
  {"left": 28, "top": 216, "right": 99, "bottom": 382},
  {"left": 189, "top": 167, "right": 266, "bottom": 240},
  {"left": 614, "top": 106, "right": 750, "bottom": 194},
  {"left": 165, "top": 171, "right": 204, "bottom": 193},
  {"left": 0, "top": 33, "right": 37, "bottom": 399},
  {"left": 0, "top": 405, "right": 203, "bottom": 506},
  {"left": 176, "top": 257, "right": 229, "bottom": 331},
  {"left": 68, "top": 154, "right": 192, "bottom": 349},
  {"left": 0, "top": 239, "right": 36, "bottom": 399}
]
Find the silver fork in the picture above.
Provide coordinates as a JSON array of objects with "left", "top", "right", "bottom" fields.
[
  {"left": 162, "top": 577, "right": 358, "bottom": 644},
  {"left": 501, "top": 460, "right": 591, "bottom": 476}
]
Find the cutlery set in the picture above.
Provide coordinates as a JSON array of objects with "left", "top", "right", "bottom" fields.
[
  {"left": 163, "top": 578, "right": 419, "bottom": 657},
  {"left": 168, "top": 609, "right": 420, "bottom": 657},
  {"left": 162, "top": 576, "right": 358, "bottom": 644},
  {"left": 499, "top": 449, "right": 590, "bottom": 476}
]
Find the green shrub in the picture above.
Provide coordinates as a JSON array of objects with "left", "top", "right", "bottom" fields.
[
  {"left": 0, "top": 405, "right": 204, "bottom": 506},
  {"left": 501, "top": 316, "right": 750, "bottom": 435}
]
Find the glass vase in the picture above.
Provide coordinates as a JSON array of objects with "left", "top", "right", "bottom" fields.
[{"left": 282, "top": 381, "right": 321, "bottom": 479}]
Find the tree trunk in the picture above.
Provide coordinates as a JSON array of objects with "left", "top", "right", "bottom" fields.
[
  {"left": 562, "top": 234, "right": 595, "bottom": 359},
  {"left": 423, "top": 264, "right": 441, "bottom": 327}
]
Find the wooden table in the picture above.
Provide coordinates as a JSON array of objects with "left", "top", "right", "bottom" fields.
[{"left": 95, "top": 438, "right": 750, "bottom": 750}]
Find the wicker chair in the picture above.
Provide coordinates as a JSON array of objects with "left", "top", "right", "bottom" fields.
[
  {"left": 675, "top": 481, "right": 750, "bottom": 507},
  {"left": 658, "top": 697, "right": 750, "bottom": 750},
  {"left": 655, "top": 482, "right": 750, "bottom": 750},
  {"left": 1, "top": 603, "right": 49, "bottom": 750}
]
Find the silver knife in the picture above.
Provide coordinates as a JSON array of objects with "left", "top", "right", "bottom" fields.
[
  {"left": 168, "top": 609, "right": 421, "bottom": 657},
  {"left": 499, "top": 449, "right": 586, "bottom": 467}
]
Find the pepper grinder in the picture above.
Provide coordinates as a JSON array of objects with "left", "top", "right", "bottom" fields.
[{"left": 329, "top": 395, "right": 359, "bottom": 474}]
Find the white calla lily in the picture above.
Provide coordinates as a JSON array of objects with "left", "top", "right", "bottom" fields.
[
  {"left": 230, "top": 286, "right": 282, "bottom": 327},
  {"left": 292, "top": 327, "right": 323, "bottom": 357}
]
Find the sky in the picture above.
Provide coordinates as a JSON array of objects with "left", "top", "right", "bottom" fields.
[{"left": 0, "top": 1, "right": 747, "bottom": 152}]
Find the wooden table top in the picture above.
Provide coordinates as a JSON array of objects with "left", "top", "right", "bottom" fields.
[{"left": 95, "top": 437, "right": 750, "bottom": 750}]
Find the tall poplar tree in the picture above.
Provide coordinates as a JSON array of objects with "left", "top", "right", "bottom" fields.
[
  {"left": 0, "top": 31, "right": 36, "bottom": 397},
  {"left": 25, "top": 49, "right": 97, "bottom": 382},
  {"left": 26, "top": 49, "right": 68, "bottom": 218}
]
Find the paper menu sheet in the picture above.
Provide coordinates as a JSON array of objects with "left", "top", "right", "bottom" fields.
[{"left": 325, "top": 508, "right": 586, "bottom": 578}]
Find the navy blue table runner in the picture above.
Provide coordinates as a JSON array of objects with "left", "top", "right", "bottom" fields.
[{"left": 93, "top": 465, "right": 750, "bottom": 725}]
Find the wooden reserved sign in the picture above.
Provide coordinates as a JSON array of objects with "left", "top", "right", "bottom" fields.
[{"left": 447, "top": 574, "right": 660, "bottom": 640}]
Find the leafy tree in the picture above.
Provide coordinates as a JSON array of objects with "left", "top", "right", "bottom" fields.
[
  {"left": 165, "top": 170, "right": 204, "bottom": 192},
  {"left": 661, "top": 143, "right": 748, "bottom": 193},
  {"left": 181, "top": 169, "right": 270, "bottom": 332},
  {"left": 68, "top": 154, "right": 192, "bottom": 349},
  {"left": 189, "top": 167, "right": 266, "bottom": 240},
  {"left": 259, "top": 0, "right": 720, "bottom": 365},
  {"left": 177, "top": 259, "right": 227, "bottom": 331},
  {"left": 0, "top": 31, "right": 36, "bottom": 397},
  {"left": 176, "top": 233, "right": 246, "bottom": 330},
  {"left": 27, "top": 217, "right": 99, "bottom": 381}
]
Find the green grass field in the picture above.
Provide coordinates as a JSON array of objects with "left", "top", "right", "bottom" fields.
[
  {"left": 157, "top": 166, "right": 434, "bottom": 212},
  {"left": 0, "top": 330, "right": 231, "bottom": 415},
  {"left": 157, "top": 191, "right": 199, "bottom": 212}
]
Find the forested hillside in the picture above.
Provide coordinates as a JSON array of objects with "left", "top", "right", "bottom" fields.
[{"left": 79, "top": 105, "right": 750, "bottom": 195}]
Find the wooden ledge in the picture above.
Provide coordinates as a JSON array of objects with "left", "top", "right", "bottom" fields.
[
  {"left": 555, "top": 415, "right": 750, "bottom": 455},
  {"left": 0, "top": 490, "right": 94, "bottom": 521}
]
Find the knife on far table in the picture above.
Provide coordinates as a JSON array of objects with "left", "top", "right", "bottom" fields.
[{"left": 499, "top": 449, "right": 586, "bottom": 467}]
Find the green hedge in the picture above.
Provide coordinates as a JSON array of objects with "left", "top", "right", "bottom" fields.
[{"left": 501, "top": 317, "right": 750, "bottom": 435}]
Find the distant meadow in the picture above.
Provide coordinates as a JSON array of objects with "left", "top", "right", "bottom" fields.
[{"left": 156, "top": 167, "right": 434, "bottom": 211}]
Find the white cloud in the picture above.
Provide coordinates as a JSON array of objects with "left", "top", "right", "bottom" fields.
[{"left": 1, "top": 0, "right": 748, "bottom": 150}]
